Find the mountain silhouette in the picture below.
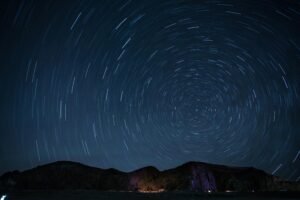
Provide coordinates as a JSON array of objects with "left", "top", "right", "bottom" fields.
[{"left": 0, "top": 161, "right": 299, "bottom": 192}]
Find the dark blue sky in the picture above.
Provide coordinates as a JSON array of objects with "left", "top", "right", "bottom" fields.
[{"left": 0, "top": 0, "right": 299, "bottom": 181}]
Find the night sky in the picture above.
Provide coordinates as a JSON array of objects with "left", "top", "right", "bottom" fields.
[{"left": 0, "top": 0, "right": 299, "bottom": 181}]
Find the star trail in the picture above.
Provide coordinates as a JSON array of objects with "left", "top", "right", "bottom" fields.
[{"left": 0, "top": 0, "right": 299, "bottom": 181}]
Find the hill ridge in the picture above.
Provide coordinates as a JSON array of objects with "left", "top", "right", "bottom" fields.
[{"left": 0, "top": 160, "right": 299, "bottom": 192}]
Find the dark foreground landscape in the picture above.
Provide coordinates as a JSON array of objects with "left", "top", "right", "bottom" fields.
[
  {"left": 0, "top": 161, "right": 299, "bottom": 199},
  {"left": 1, "top": 161, "right": 299, "bottom": 192},
  {"left": 1, "top": 191, "right": 300, "bottom": 200}
]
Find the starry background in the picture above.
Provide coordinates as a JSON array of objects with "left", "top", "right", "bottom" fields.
[{"left": 0, "top": 0, "right": 299, "bottom": 181}]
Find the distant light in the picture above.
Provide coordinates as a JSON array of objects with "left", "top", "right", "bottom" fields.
[
  {"left": 138, "top": 189, "right": 165, "bottom": 193},
  {"left": 207, "top": 190, "right": 211, "bottom": 193},
  {"left": 0, "top": 195, "right": 7, "bottom": 200}
]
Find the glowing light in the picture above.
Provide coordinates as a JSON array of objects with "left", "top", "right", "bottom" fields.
[
  {"left": 138, "top": 189, "right": 165, "bottom": 193},
  {"left": 0, "top": 195, "right": 7, "bottom": 200},
  {"left": 225, "top": 190, "right": 238, "bottom": 193}
]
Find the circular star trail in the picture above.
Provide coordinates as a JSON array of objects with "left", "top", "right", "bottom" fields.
[{"left": 0, "top": 0, "right": 299, "bottom": 181}]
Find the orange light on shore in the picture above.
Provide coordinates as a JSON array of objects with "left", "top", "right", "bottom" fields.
[{"left": 138, "top": 189, "right": 165, "bottom": 193}]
